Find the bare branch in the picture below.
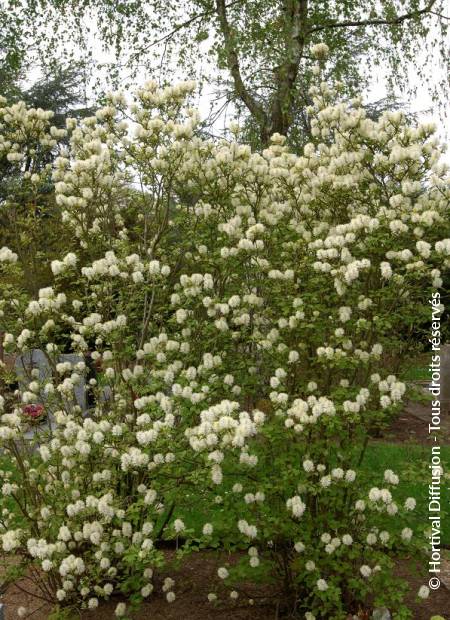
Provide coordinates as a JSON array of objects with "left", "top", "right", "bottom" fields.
[
  {"left": 308, "top": 0, "right": 438, "bottom": 34},
  {"left": 430, "top": 10, "right": 450, "bottom": 20},
  {"left": 135, "top": 0, "right": 242, "bottom": 57},
  {"left": 215, "top": 0, "right": 267, "bottom": 127}
]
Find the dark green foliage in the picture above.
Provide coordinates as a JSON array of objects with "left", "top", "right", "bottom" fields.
[{"left": 0, "top": 62, "right": 95, "bottom": 295}]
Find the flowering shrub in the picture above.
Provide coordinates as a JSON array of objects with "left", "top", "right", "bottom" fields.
[{"left": 0, "top": 55, "right": 449, "bottom": 619}]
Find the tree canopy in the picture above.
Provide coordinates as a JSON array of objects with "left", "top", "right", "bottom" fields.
[{"left": 2, "top": 0, "right": 448, "bottom": 147}]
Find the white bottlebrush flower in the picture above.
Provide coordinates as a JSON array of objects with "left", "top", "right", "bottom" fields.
[
  {"left": 345, "top": 470, "right": 356, "bottom": 482},
  {"left": 404, "top": 497, "right": 416, "bottom": 510},
  {"left": 360, "top": 565, "right": 372, "bottom": 578},
  {"left": 0, "top": 246, "right": 18, "bottom": 262},
  {"left": 286, "top": 495, "right": 306, "bottom": 518},
  {"left": 88, "top": 598, "right": 99, "bottom": 609},
  {"left": 311, "top": 43, "right": 329, "bottom": 60},
  {"left": 316, "top": 578, "right": 328, "bottom": 591},
  {"left": 303, "top": 459, "right": 314, "bottom": 472},
  {"left": 380, "top": 261, "right": 392, "bottom": 279},
  {"left": 115, "top": 602, "right": 127, "bottom": 616},
  {"left": 401, "top": 527, "right": 413, "bottom": 542},
  {"left": 202, "top": 523, "right": 213, "bottom": 536},
  {"left": 417, "top": 585, "right": 429, "bottom": 599},
  {"left": 379, "top": 531, "right": 390, "bottom": 544}
]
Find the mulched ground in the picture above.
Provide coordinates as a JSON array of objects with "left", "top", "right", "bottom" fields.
[
  {"left": 395, "top": 559, "right": 450, "bottom": 620},
  {"left": 2, "top": 551, "right": 449, "bottom": 619}
]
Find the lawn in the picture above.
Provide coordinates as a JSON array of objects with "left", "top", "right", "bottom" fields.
[
  {"left": 362, "top": 443, "right": 449, "bottom": 546},
  {"left": 166, "top": 441, "right": 449, "bottom": 547}
]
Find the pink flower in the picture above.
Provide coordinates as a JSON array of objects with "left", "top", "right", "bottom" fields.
[{"left": 23, "top": 404, "right": 45, "bottom": 420}]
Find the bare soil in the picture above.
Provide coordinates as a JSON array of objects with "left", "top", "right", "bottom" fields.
[
  {"left": 395, "top": 558, "right": 450, "bottom": 620},
  {"left": 2, "top": 552, "right": 449, "bottom": 619},
  {"left": 1, "top": 551, "right": 274, "bottom": 619}
]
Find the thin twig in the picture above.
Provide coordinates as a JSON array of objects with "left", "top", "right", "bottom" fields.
[{"left": 308, "top": 0, "right": 437, "bottom": 33}]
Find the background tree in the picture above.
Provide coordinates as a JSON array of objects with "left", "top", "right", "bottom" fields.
[
  {"left": 2, "top": 0, "right": 447, "bottom": 148},
  {"left": 0, "top": 62, "right": 94, "bottom": 294},
  {"left": 0, "top": 6, "right": 26, "bottom": 100}
]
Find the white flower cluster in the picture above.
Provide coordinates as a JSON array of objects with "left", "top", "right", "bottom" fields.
[{"left": 0, "top": 246, "right": 18, "bottom": 263}]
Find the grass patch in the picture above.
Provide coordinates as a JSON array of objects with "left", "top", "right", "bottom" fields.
[
  {"left": 171, "top": 442, "right": 450, "bottom": 547},
  {"left": 402, "top": 365, "right": 429, "bottom": 381},
  {"left": 400, "top": 353, "right": 430, "bottom": 382},
  {"left": 362, "top": 442, "right": 450, "bottom": 545}
]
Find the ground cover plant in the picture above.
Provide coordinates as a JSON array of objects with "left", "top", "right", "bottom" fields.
[{"left": 0, "top": 45, "right": 449, "bottom": 619}]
